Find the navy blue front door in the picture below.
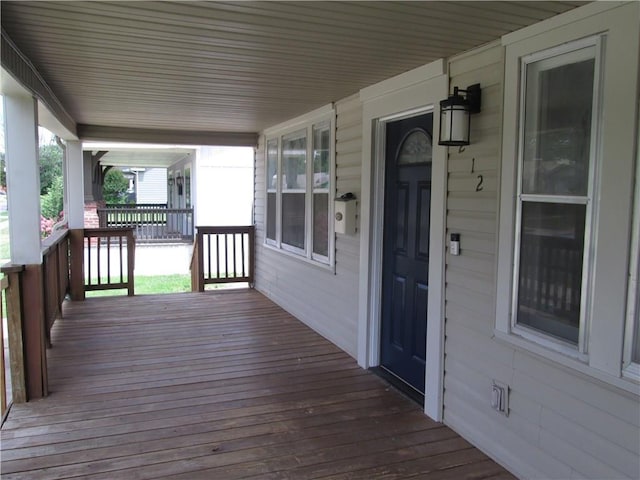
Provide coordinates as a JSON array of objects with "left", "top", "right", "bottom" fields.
[{"left": 380, "top": 113, "right": 433, "bottom": 393}]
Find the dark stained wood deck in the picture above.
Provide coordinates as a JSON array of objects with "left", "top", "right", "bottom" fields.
[{"left": 0, "top": 290, "right": 514, "bottom": 479}]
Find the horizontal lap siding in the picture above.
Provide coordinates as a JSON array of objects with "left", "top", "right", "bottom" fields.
[
  {"left": 254, "top": 95, "right": 362, "bottom": 358},
  {"left": 443, "top": 43, "right": 639, "bottom": 479},
  {"left": 137, "top": 168, "right": 168, "bottom": 204}
]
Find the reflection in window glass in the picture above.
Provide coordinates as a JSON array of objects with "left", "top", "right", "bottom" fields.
[
  {"left": 282, "top": 131, "right": 306, "bottom": 249},
  {"left": 522, "top": 49, "right": 595, "bottom": 196},
  {"left": 185, "top": 168, "right": 191, "bottom": 209},
  {"left": 266, "top": 139, "right": 278, "bottom": 241},
  {"left": 282, "top": 193, "right": 305, "bottom": 249},
  {"left": 633, "top": 253, "right": 640, "bottom": 363},
  {"left": 282, "top": 131, "right": 306, "bottom": 190},
  {"left": 518, "top": 202, "right": 585, "bottom": 344},
  {"left": 313, "top": 123, "right": 330, "bottom": 257}
]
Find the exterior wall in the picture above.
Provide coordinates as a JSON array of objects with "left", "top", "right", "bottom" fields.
[
  {"left": 195, "top": 146, "right": 253, "bottom": 226},
  {"left": 251, "top": 5, "right": 639, "bottom": 480},
  {"left": 254, "top": 95, "right": 362, "bottom": 357},
  {"left": 136, "top": 168, "right": 167, "bottom": 204},
  {"left": 441, "top": 40, "right": 639, "bottom": 480}
]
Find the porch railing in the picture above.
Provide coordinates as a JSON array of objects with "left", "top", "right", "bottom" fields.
[
  {"left": 0, "top": 228, "right": 71, "bottom": 408},
  {"left": 105, "top": 203, "right": 167, "bottom": 209},
  {"left": 1, "top": 227, "right": 137, "bottom": 406},
  {"left": 1, "top": 265, "right": 27, "bottom": 420},
  {"left": 97, "top": 206, "right": 194, "bottom": 243},
  {"left": 41, "top": 229, "right": 70, "bottom": 345},
  {"left": 190, "top": 226, "right": 255, "bottom": 292},
  {"left": 83, "top": 228, "right": 135, "bottom": 296}
]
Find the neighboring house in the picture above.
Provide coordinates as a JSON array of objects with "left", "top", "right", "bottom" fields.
[
  {"left": 122, "top": 167, "right": 168, "bottom": 205},
  {"left": 253, "top": 3, "right": 639, "bottom": 480}
]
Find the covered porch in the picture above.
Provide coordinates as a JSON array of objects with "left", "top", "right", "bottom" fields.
[{"left": 1, "top": 289, "right": 513, "bottom": 479}]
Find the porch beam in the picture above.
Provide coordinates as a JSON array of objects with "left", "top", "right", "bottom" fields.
[
  {"left": 1, "top": 29, "right": 76, "bottom": 137},
  {"left": 77, "top": 125, "right": 258, "bottom": 147}
]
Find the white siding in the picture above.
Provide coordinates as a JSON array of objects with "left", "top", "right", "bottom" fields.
[
  {"left": 254, "top": 95, "right": 362, "bottom": 357},
  {"left": 441, "top": 42, "right": 640, "bottom": 480},
  {"left": 136, "top": 168, "right": 167, "bottom": 204}
]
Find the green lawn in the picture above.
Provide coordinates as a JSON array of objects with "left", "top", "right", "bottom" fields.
[{"left": 86, "top": 274, "right": 192, "bottom": 297}]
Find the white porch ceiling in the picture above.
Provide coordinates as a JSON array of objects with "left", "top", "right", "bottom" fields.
[
  {"left": 83, "top": 143, "right": 195, "bottom": 168},
  {"left": 1, "top": 1, "right": 585, "bottom": 137}
]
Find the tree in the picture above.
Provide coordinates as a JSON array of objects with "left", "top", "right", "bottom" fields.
[
  {"left": 103, "top": 169, "right": 130, "bottom": 204},
  {"left": 39, "top": 143, "right": 63, "bottom": 195},
  {"left": 0, "top": 152, "right": 6, "bottom": 189},
  {"left": 41, "top": 175, "right": 64, "bottom": 220}
]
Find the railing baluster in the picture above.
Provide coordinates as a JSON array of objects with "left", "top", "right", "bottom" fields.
[
  {"left": 87, "top": 236, "right": 92, "bottom": 287},
  {"left": 207, "top": 234, "right": 213, "bottom": 281},
  {"left": 119, "top": 234, "right": 124, "bottom": 284},
  {"left": 106, "top": 235, "right": 111, "bottom": 284},
  {"left": 96, "top": 235, "right": 101, "bottom": 285},
  {"left": 215, "top": 234, "right": 219, "bottom": 280},
  {"left": 240, "top": 233, "right": 246, "bottom": 278}
]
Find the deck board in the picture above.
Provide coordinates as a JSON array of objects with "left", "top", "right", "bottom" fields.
[{"left": 0, "top": 290, "right": 514, "bottom": 479}]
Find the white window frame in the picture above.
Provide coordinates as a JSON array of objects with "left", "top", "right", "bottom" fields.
[
  {"left": 263, "top": 105, "right": 336, "bottom": 268},
  {"left": 496, "top": 2, "right": 640, "bottom": 389},
  {"left": 508, "top": 37, "right": 602, "bottom": 359},
  {"left": 623, "top": 120, "right": 640, "bottom": 380}
]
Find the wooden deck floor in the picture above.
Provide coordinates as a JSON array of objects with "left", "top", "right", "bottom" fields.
[{"left": 0, "top": 290, "right": 514, "bottom": 479}]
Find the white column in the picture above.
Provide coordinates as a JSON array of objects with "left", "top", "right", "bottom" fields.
[
  {"left": 65, "top": 141, "right": 84, "bottom": 229},
  {"left": 3, "top": 94, "right": 42, "bottom": 264}
]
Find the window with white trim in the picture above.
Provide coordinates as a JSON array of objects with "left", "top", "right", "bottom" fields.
[
  {"left": 513, "top": 40, "right": 599, "bottom": 351},
  {"left": 497, "top": 2, "right": 640, "bottom": 386},
  {"left": 624, "top": 188, "right": 640, "bottom": 377},
  {"left": 264, "top": 113, "right": 334, "bottom": 266}
]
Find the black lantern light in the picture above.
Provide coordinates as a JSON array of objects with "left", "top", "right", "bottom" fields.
[
  {"left": 167, "top": 177, "right": 175, "bottom": 187},
  {"left": 175, "top": 174, "right": 184, "bottom": 195},
  {"left": 438, "top": 83, "right": 482, "bottom": 146}
]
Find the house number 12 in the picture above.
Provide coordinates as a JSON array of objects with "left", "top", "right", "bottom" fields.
[{"left": 471, "top": 158, "right": 484, "bottom": 192}]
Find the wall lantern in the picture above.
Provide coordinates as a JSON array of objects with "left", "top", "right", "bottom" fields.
[
  {"left": 175, "top": 174, "right": 184, "bottom": 195},
  {"left": 167, "top": 177, "right": 175, "bottom": 187},
  {"left": 438, "top": 83, "right": 482, "bottom": 147}
]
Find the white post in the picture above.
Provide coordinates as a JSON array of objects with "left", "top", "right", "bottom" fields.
[
  {"left": 3, "top": 94, "right": 42, "bottom": 264},
  {"left": 65, "top": 141, "right": 84, "bottom": 229}
]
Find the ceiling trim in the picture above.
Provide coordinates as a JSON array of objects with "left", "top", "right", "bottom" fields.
[
  {"left": 1, "top": 28, "right": 77, "bottom": 136},
  {"left": 77, "top": 124, "right": 258, "bottom": 147}
]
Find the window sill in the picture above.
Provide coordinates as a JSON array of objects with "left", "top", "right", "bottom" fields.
[
  {"left": 623, "top": 363, "right": 640, "bottom": 383},
  {"left": 262, "top": 242, "right": 335, "bottom": 274},
  {"left": 493, "top": 329, "right": 640, "bottom": 395}
]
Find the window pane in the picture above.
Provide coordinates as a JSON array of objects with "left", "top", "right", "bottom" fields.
[
  {"left": 633, "top": 265, "right": 640, "bottom": 363},
  {"left": 633, "top": 315, "right": 640, "bottom": 364},
  {"left": 282, "top": 131, "right": 306, "bottom": 190},
  {"left": 282, "top": 193, "right": 305, "bottom": 249},
  {"left": 398, "top": 130, "right": 432, "bottom": 165},
  {"left": 313, "top": 124, "right": 330, "bottom": 188},
  {"left": 266, "top": 192, "right": 276, "bottom": 241},
  {"left": 313, "top": 193, "right": 328, "bottom": 257},
  {"left": 267, "top": 139, "right": 278, "bottom": 190},
  {"left": 517, "top": 202, "right": 586, "bottom": 344},
  {"left": 522, "top": 48, "right": 595, "bottom": 196},
  {"left": 312, "top": 123, "right": 330, "bottom": 258}
]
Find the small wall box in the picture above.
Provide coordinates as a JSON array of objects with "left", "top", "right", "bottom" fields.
[{"left": 335, "top": 195, "right": 357, "bottom": 235}]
